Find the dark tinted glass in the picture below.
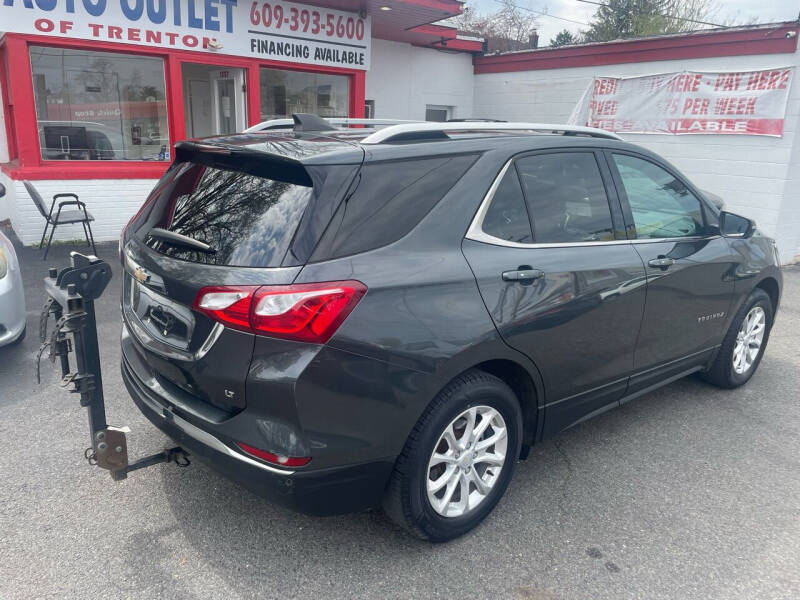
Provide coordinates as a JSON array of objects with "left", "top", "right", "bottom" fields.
[
  {"left": 145, "top": 163, "right": 313, "bottom": 267},
  {"left": 612, "top": 154, "right": 705, "bottom": 239},
  {"left": 516, "top": 153, "right": 614, "bottom": 243},
  {"left": 320, "top": 154, "right": 477, "bottom": 259},
  {"left": 482, "top": 167, "right": 533, "bottom": 243}
]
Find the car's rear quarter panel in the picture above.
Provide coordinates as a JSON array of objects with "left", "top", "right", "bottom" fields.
[{"left": 292, "top": 147, "right": 544, "bottom": 466}]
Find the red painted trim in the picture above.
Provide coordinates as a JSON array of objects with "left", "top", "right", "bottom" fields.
[
  {"left": 246, "top": 64, "right": 262, "bottom": 127},
  {"left": 413, "top": 24, "right": 458, "bottom": 39},
  {"left": 165, "top": 54, "right": 186, "bottom": 146},
  {"left": 5, "top": 35, "right": 40, "bottom": 169},
  {"left": 424, "top": 38, "right": 483, "bottom": 52},
  {"left": 0, "top": 41, "right": 17, "bottom": 161},
  {"left": 474, "top": 24, "right": 800, "bottom": 74},
  {"left": 1, "top": 162, "right": 168, "bottom": 181},
  {"left": 351, "top": 70, "right": 366, "bottom": 118},
  {"left": 396, "top": 0, "right": 464, "bottom": 13}
]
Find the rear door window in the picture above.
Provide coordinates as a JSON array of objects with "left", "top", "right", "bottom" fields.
[
  {"left": 144, "top": 163, "right": 313, "bottom": 267},
  {"left": 516, "top": 152, "right": 615, "bottom": 243}
]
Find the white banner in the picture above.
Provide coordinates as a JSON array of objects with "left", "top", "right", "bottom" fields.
[
  {"left": 0, "top": 0, "right": 371, "bottom": 70},
  {"left": 569, "top": 68, "right": 793, "bottom": 136}
]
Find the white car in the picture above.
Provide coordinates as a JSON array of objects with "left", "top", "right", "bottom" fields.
[{"left": 0, "top": 183, "right": 26, "bottom": 346}]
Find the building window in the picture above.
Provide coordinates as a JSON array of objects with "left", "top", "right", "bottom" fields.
[
  {"left": 425, "top": 105, "right": 453, "bottom": 122},
  {"left": 259, "top": 68, "right": 349, "bottom": 120},
  {"left": 364, "top": 99, "right": 375, "bottom": 119},
  {"left": 29, "top": 46, "right": 170, "bottom": 162}
]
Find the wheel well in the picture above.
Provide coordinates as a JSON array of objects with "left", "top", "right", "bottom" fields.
[
  {"left": 474, "top": 359, "right": 538, "bottom": 455},
  {"left": 755, "top": 277, "right": 779, "bottom": 314}
]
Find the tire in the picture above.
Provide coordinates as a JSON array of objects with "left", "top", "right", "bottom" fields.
[
  {"left": 702, "top": 288, "right": 773, "bottom": 389},
  {"left": 382, "top": 369, "right": 522, "bottom": 542}
]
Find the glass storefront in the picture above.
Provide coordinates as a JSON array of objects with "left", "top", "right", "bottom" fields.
[
  {"left": 29, "top": 46, "right": 170, "bottom": 161},
  {"left": 259, "top": 68, "right": 349, "bottom": 120}
]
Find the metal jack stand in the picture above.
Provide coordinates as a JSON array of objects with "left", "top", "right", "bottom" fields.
[{"left": 37, "top": 252, "right": 189, "bottom": 481}]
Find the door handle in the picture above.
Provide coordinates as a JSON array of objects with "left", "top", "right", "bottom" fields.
[
  {"left": 648, "top": 257, "right": 676, "bottom": 269},
  {"left": 502, "top": 268, "right": 544, "bottom": 283}
]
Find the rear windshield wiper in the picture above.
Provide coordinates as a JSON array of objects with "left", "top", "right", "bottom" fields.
[{"left": 147, "top": 228, "right": 216, "bottom": 254}]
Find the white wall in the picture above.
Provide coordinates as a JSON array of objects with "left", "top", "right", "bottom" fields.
[
  {"left": 6, "top": 178, "right": 158, "bottom": 245},
  {"left": 366, "top": 39, "right": 474, "bottom": 120},
  {"left": 474, "top": 52, "right": 800, "bottom": 264},
  {"left": 0, "top": 170, "right": 13, "bottom": 224}
]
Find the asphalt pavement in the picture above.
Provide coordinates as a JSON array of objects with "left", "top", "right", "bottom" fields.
[{"left": 1, "top": 234, "right": 798, "bottom": 600}]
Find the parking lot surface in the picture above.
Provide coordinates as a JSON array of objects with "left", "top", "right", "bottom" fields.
[{"left": 1, "top": 235, "right": 798, "bottom": 600}]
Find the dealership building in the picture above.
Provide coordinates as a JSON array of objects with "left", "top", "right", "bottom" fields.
[{"left": 1, "top": 2, "right": 799, "bottom": 263}]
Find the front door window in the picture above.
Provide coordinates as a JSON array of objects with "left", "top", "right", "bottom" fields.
[{"left": 612, "top": 154, "right": 706, "bottom": 239}]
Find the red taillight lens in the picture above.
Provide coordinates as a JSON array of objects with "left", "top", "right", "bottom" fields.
[
  {"left": 193, "top": 285, "right": 260, "bottom": 332},
  {"left": 236, "top": 442, "right": 311, "bottom": 467},
  {"left": 193, "top": 281, "right": 366, "bottom": 343}
]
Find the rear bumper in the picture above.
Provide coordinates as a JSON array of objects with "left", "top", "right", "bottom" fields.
[{"left": 121, "top": 350, "right": 394, "bottom": 516}]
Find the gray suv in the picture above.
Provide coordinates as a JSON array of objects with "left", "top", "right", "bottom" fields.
[{"left": 119, "top": 117, "right": 782, "bottom": 541}]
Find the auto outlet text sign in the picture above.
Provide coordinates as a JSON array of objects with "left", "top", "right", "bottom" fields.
[
  {"left": 0, "top": 0, "right": 371, "bottom": 69},
  {"left": 570, "top": 68, "right": 794, "bottom": 136}
]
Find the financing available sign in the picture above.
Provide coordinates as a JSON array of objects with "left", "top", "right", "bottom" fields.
[
  {"left": 0, "top": 0, "right": 371, "bottom": 70},
  {"left": 569, "top": 68, "right": 794, "bottom": 136}
]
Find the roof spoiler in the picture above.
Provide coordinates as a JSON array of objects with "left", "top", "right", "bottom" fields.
[{"left": 174, "top": 141, "right": 313, "bottom": 186}]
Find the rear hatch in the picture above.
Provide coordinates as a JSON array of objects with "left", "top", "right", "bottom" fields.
[{"left": 121, "top": 139, "right": 361, "bottom": 418}]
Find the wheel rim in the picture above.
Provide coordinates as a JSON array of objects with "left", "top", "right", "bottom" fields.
[
  {"left": 426, "top": 405, "right": 509, "bottom": 518},
  {"left": 732, "top": 306, "right": 766, "bottom": 375}
]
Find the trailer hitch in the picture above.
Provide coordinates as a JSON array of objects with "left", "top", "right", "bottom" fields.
[{"left": 37, "top": 252, "right": 189, "bottom": 481}]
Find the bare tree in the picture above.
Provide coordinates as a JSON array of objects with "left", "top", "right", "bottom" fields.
[{"left": 454, "top": 0, "right": 540, "bottom": 53}]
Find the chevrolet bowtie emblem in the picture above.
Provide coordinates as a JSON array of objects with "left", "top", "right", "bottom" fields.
[{"left": 134, "top": 266, "right": 150, "bottom": 284}]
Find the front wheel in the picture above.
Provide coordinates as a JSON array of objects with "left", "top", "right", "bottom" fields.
[
  {"left": 703, "top": 288, "right": 773, "bottom": 388},
  {"left": 382, "top": 369, "right": 522, "bottom": 542}
]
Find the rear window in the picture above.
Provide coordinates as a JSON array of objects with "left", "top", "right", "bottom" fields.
[
  {"left": 144, "top": 163, "right": 313, "bottom": 267},
  {"left": 312, "top": 153, "right": 478, "bottom": 260}
]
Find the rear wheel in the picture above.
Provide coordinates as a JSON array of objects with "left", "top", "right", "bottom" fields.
[
  {"left": 383, "top": 369, "right": 522, "bottom": 542},
  {"left": 703, "top": 288, "right": 773, "bottom": 388}
]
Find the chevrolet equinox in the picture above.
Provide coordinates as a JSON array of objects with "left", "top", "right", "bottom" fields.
[{"left": 120, "top": 116, "right": 782, "bottom": 541}]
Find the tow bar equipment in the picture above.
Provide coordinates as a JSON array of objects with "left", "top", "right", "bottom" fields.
[{"left": 37, "top": 252, "right": 190, "bottom": 480}]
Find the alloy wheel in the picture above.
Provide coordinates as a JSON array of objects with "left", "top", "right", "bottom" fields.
[
  {"left": 732, "top": 306, "right": 766, "bottom": 375},
  {"left": 426, "top": 405, "right": 508, "bottom": 518}
]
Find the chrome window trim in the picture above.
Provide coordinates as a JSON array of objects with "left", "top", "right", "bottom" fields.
[{"left": 465, "top": 158, "right": 720, "bottom": 249}]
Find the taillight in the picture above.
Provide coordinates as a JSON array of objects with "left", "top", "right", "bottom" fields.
[
  {"left": 193, "top": 281, "right": 367, "bottom": 343},
  {"left": 236, "top": 442, "right": 311, "bottom": 467}
]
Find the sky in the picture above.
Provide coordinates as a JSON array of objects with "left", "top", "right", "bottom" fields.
[{"left": 467, "top": 0, "right": 800, "bottom": 46}]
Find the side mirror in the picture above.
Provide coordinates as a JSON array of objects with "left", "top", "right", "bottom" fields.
[
  {"left": 719, "top": 211, "right": 755, "bottom": 238},
  {"left": 0, "top": 183, "right": 5, "bottom": 199}
]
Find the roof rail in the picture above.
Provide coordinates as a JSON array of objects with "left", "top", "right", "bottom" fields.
[
  {"left": 244, "top": 117, "right": 423, "bottom": 133},
  {"left": 359, "top": 122, "right": 623, "bottom": 144}
]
